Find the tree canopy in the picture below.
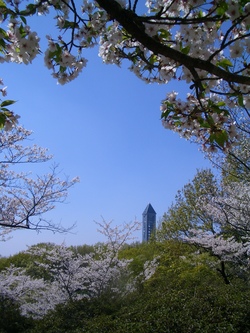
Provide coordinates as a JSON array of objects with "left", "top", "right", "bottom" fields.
[
  {"left": 0, "top": 0, "right": 249, "bottom": 152},
  {"left": 158, "top": 163, "right": 250, "bottom": 284}
]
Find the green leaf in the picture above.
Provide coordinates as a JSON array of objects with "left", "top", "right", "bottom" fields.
[
  {"left": 181, "top": 45, "right": 190, "bottom": 55},
  {"left": 216, "top": 101, "right": 226, "bottom": 107},
  {"left": 20, "top": 16, "right": 27, "bottom": 24},
  {"left": 0, "top": 27, "right": 7, "bottom": 37},
  {"left": 49, "top": 44, "right": 62, "bottom": 62},
  {"left": 161, "top": 102, "right": 176, "bottom": 119},
  {"left": 216, "top": 1, "right": 228, "bottom": 16},
  {"left": 149, "top": 54, "right": 158, "bottom": 65},
  {"left": 207, "top": 115, "right": 215, "bottom": 125},
  {"left": 59, "top": 66, "right": 66, "bottom": 73},
  {"left": 161, "top": 111, "right": 169, "bottom": 119},
  {"left": 0, "top": 38, "right": 6, "bottom": 49},
  {"left": 213, "top": 130, "right": 228, "bottom": 147},
  {"left": 239, "top": 0, "right": 250, "bottom": 7},
  {"left": 62, "top": 20, "right": 78, "bottom": 30},
  {"left": 19, "top": 4, "right": 37, "bottom": 16},
  {"left": 210, "top": 105, "right": 221, "bottom": 113},
  {"left": 0, "top": 112, "right": 6, "bottom": 128},
  {"left": 198, "top": 10, "right": 204, "bottom": 18},
  {"left": 238, "top": 95, "right": 244, "bottom": 107},
  {"left": 26, "top": 4, "right": 37, "bottom": 15},
  {"left": 1, "top": 100, "right": 16, "bottom": 107},
  {"left": 216, "top": 58, "right": 233, "bottom": 70},
  {"left": 197, "top": 118, "right": 211, "bottom": 128},
  {"left": 158, "top": 29, "right": 170, "bottom": 40}
]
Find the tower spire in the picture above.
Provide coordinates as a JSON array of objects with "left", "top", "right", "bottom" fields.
[{"left": 142, "top": 203, "right": 156, "bottom": 242}]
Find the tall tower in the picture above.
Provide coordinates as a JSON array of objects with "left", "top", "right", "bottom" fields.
[{"left": 142, "top": 203, "right": 156, "bottom": 242}]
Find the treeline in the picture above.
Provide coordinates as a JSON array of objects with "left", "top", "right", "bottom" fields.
[
  {"left": 0, "top": 239, "right": 249, "bottom": 333},
  {"left": 0, "top": 140, "right": 249, "bottom": 332}
]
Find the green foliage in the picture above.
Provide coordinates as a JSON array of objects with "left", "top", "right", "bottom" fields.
[
  {"left": 25, "top": 240, "right": 250, "bottom": 333},
  {"left": 0, "top": 243, "right": 58, "bottom": 280},
  {"left": 0, "top": 295, "right": 34, "bottom": 333},
  {"left": 28, "top": 293, "right": 125, "bottom": 333},
  {"left": 157, "top": 169, "right": 219, "bottom": 241},
  {"left": 1, "top": 236, "right": 249, "bottom": 333},
  {"left": 0, "top": 257, "right": 8, "bottom": 271},
  {"left": 161, "top": 99, "right": 231, "bottom": 147},
  {"left": 120, "top": 241, "right": 157, "bottom": 267},
  {"left": 216, "top": 58, "right": 233, "bottom": 70},
  {"left": 216, "top": 0, "right": 228, "bottom": 16},
  {"left": 221, "top": 137, "right": 250, "bottom": 183},
  {"left": 0, "top": 252, "right": 32, "bottom": 271},
  {"left": 70, "top": 244, "right": 95, "bottom": 256},
  {"left": 114, "top": 275, "right": 250, "bottom": 333},
  {"left": 0, "top": 99, "right": 16, "bottom": 129}
]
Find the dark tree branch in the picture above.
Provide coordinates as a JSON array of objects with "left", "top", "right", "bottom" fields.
[
  {"left": 217, "top": 261, "right": 230, "bottom": 284},
  {"left": 95, "top": 0, "right": 250, "bottom": 85}
]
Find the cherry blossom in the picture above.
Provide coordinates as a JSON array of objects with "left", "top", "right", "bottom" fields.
[
  {"left": 0, "top": 125, "right": 79, "bottom": 234},
  {"left": 0, "top": 219, "right": 157, "bottom": 318},
  {"left": 0, "top": 0, "right": 248, "bottom": 150},
  {"left": 0, "top": 265, "right": 53, "bottom": 318},
  {"left": 186, "top": 181, "right": 250, "bottom": 275}
]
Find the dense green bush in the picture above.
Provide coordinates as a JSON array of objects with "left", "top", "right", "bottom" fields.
[{"left": 0, "top": 296, "right": 34, "bottom": 333}]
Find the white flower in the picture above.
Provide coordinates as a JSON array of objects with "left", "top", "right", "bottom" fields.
[
  {"left": 229, "top": 41, "right": 244, "bottom": 58},
  {"left": 1, "top": 86, "right": 7, "bottom": 96}
]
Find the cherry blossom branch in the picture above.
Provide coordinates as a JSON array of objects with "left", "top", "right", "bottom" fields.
[
  {"left": 95, "top": 0, "right": 250, "bottom": 85},
  {"left": 0, "top": 127, "right": 79, "bottom": 234}
]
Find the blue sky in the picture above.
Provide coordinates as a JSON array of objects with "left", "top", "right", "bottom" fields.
[{"left": 0, "top": 13, "right": 213, "bottom": 256}]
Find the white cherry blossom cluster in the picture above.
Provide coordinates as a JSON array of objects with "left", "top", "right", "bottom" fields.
[
  {"left": 0, "top": 79, "right": 7, "bottom": 97},
  {"left": 141, "top": 257, "right": 159, "bottom": 281},
  {"left": 187, "top": 182, "right": 250, "bottom": 268},
  {"left": 0, "top": 219, "right": 158, "bottom": 318},
  {"left": 0, "top": 265, "right": 53, "bottom": 319},
  {"left": 0, "top": 0, "right": 248, "bottom": 149},
  {"left": 188, "top": 231, "right": 249, "bottom": 265},
  {"left": 44, "top": 42, "right": 88, "bottom": 85},
  {"left": 26, "top": 240, "right": 133, "bottom": 303},
  {"left": 161, "top": 91, "right": 240, "bottom": 152},
  {"left": 99, "top": 22, "right": 124, "bottom": 65},
  {"left": 40, "top": 0, "right": 110, "bottom": 83},
  {"left": 0, "top": 19, "right": 40, "bottom": 65}
]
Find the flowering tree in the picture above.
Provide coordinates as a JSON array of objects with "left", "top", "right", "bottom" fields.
[
  {"left": 0, "top": 0, "right": 249, "bottom": 151},
  {"left": 158, "top": 169, "right": 220, "bottom": 240},
  {"left": 0, "top": 265, "right": 53, "bottom": 318},
  {"left": 26, "top": 243, "right": 132, "bottom": 303},
  {"left": 0, "top": 125, "right": 79, "bottom": 235},
  {"left": 187, "top": 181, "right": 250, "bottom": 282},
  {"left": 0, "top": 219, "right": 158, "bottom": 318},
  {"left": 159, "top": 168, "right": 250, "bottom": 283}
]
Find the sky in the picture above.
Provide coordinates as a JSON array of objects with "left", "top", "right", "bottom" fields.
[{"left": 0, "top": 9, "right": 213, "bottom": 257}]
